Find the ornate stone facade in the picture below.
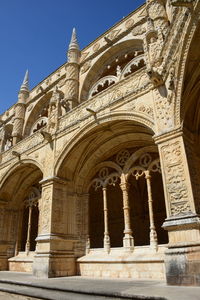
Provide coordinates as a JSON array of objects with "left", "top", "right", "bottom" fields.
[{"left": 0, "top": 0, "right": 200, "bottom": 286}]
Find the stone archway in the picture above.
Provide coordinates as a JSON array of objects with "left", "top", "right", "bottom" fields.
[
  {"left": 56, "top": 119, "right": 168, "bottom": 280},
  {"left": 0, "top": 162, "right": 43, "bottom": 272}
]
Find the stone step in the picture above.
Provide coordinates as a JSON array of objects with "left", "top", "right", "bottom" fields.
[{"left": 0, "top": 279, "right": 166, "bottom": 300}]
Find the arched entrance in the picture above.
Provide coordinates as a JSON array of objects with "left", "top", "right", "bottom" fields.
[
  {"left": 88, "top": 149, "right": 168, "bottom": 253},
  {"left": 0, "top": 162, "right": 43, "bottom": 272},
  {"left": 56, "top": 119, "right": 168, "bottom": 280}
]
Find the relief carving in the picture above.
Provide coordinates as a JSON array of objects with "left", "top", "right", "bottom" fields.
[
  {"left": 107, "top": 29, "right": 121, "bottom": 40},
  {"left": 153, "top": 86, "right": 174, "bottom": 131},
  {"left": 40, "top": 187, "right": 51, "bottom": 233},
  {"left": 47, "top": 86, "right": 62, "bottom": 134},
  {"left": 132, "top": 24, "right": 146, "bottom": 36},
  {"left": 125, "top": 19, "right": 134, "bottom": 29},
  {"left": 81, "top": 60, "right": 92, "bottom": 74},
  {"left": 132, "top": 103, "right": 154, "bottom": 119},
  {"left": 161, "top": 141, "right": 191, "bottom": 216}
]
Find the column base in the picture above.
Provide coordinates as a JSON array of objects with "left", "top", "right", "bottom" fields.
[
  {"left": 104, "top": 235, "right": 110, "bottom": 254},
  {"left": 123, "top": 234, "right": 134, "bottom": 251},
  {"left": 33, "top": 234, "right": 76, "bottom": 278},
  {"left": 0, "top": 256, "right": 8, "bottom": 271},
  {"left": 165, "top": 245, "right": 200, "bottom": 286},
  {"left": 163, "top": 214, "right": 200, "bottom": 286},
  {"left": 33, "top": 254, "right": 76, "bottom": 278}
]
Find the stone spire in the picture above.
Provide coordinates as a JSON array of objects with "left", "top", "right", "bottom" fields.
[
  {"left": 64, "top": 28, "right": 80, "bottom": 110},
  {"left": 68, "top": 28, "right": 79, "bottom": 51},
  {"left": 12, "top": 70, "right": 29, "bottom": 144},
  {"left": 20, "top": 70, "right": 29, "bottom": 93},
  {"left": 67, "top": 28, "right": 80, "bottom": 63}
]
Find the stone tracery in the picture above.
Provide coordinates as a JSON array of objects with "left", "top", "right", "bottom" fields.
[
  {"left": 88, "top": 50, "right": 145, "bottom": 99},
  {"left": 88, "top": 149, "right": 167, "bottom": 253}
]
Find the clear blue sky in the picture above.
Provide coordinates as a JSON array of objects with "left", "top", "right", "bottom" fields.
[{"left": 0, "top": 0, "right": 145, "bottom": 114}]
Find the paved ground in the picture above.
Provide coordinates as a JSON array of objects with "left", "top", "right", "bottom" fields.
[{"left": 0, "top": 272, "right": 200, "bottom": 300}]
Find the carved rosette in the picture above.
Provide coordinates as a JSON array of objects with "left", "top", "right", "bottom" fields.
[{"left": 158, "top": 137, "right": 194, "bottom": 217}]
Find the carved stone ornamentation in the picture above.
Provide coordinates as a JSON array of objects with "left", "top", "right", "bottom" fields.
[
  {"left": 81, "top": 60, "right": 92, "bottom": 74},
  {"left": 1, "top": 2, "right": 200, "bottom": 286},
  {"left": 40, "top": 186, "right": 51, "bottom": 234},
  {"left": 159, "top": 139, "right": 193, "bottom": 216},
  {"left": 153, "top": 86, "right": 174, "bottom": 132},
  {"left": 171, "top": 0, "right": 194, "bottom": 6},
  {"left": 46, "top": 87, "right": 62, "bottom": 134},
  {"left": 125, "top": 19, "right": 134, "bottom": 29},
  {"left": 132, "top": 24, "right": 146, "bottom": 36}
]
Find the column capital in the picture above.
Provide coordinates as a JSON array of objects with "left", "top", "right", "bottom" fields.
[
  {"left": 153, "top": 126, "right": 183, "bottom": 144},
  {"left": 144, "top": 170, "right": 151, "bottom": 179},
  {"left": 120, "top": 182, "right": 130, "bottom": 191}
]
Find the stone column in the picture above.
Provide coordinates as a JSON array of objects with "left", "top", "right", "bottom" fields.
[
  {"left": 33, "top": 176, "right": 76, "bottom": 278},
  {"left": 155, "top": 129, "right": 200, "bottom": 285},
  {"left": 144, "top": 170, "right": 158, "bottom": 251},
  {"left": 120, "top": 182, "right": 134, "bottom": 250},
  {"left": 102, "top": 187, "right": 110, "bottom": 253},
  {"left": 25, "top": 206, "right": 32, "bottom": 255}
]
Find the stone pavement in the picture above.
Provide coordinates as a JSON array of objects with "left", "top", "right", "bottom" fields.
[{"left": 0, "top": 272, "right": 199, "bottom": 300}]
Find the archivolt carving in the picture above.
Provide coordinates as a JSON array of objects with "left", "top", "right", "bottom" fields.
[{"left": 174, "top": 7, "right": 200, "bottom": 125}]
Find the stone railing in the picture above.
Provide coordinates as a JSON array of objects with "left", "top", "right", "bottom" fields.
[{"left": 0, "top": 131, "right": 44, "bottom": 165}]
